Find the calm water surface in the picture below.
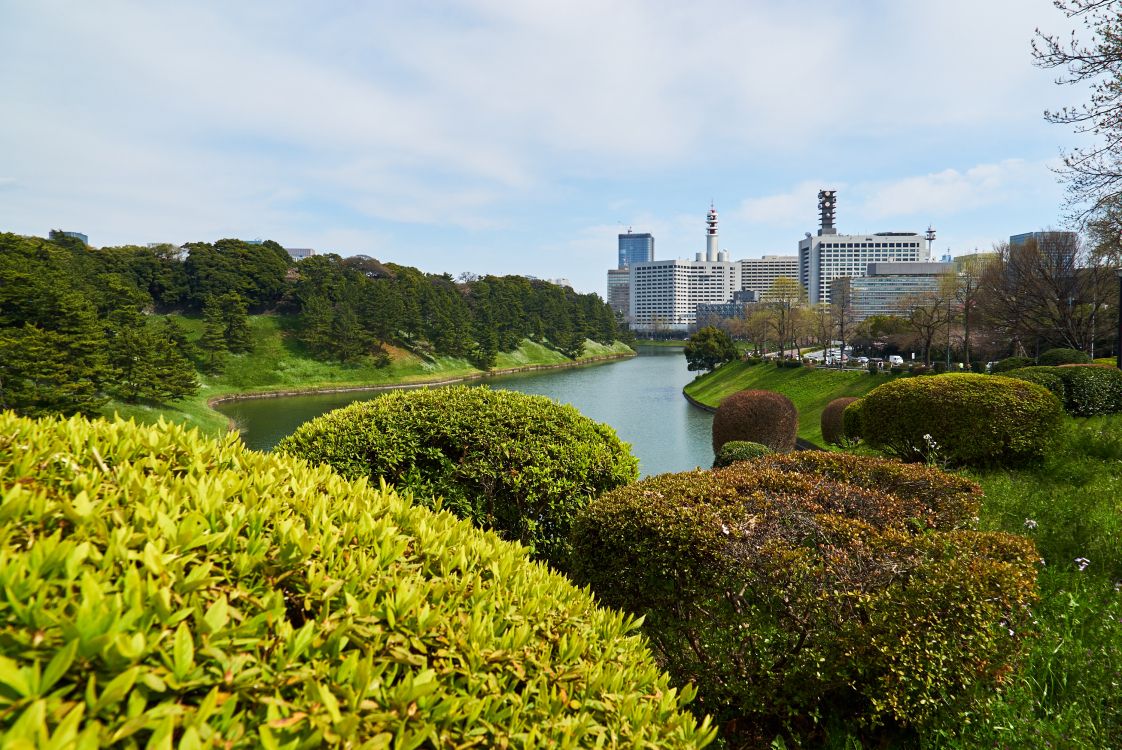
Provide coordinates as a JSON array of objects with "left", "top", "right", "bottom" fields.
[{"left": 217, "top": 345, "right": 713, "bottom": 477}]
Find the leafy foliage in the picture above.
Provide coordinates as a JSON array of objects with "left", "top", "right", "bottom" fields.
[
  {"left": 0, "top": 412, "right": 712, "bottom": 749},
  {"left": 860, "top": 374, "right": 1064, "bottom": 467},
  {"left": 1007, "top": 364, "right": 1122, "bottom": 416},
  {"left": 276, "top": 386, "right": 638, "bottom": 570},
  {"left": 570, "top": 457, "right": 1037, "bottom": 745},
  {"left": 684, "top": 326, "right": 739, "bottom": 373},
  {"left": 842, "top": 398, "right": 865, "bottom": 442},
  {"left": 1038, "top": 347, "right": 1092, "bottom": 366},
  {"left": 820, "top": 396, "right": 860, "bottom": 446},
  {"left": 711, "top": 440, "right": 772, "bottom": 468},
  {"left": 992, "top": 355, "right": 1034, "bottom": 373},
  {"left": 711, "top": 389, "right": 798, "bottom": 454}
]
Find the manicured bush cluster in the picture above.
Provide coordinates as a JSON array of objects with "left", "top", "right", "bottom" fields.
[
  {"left": 775, "top": 358, "right": 803, "bottom": 369},
  {"left": 842, "top": 398, "right": 865, "bottom": 442},
  {"left": 860, "top": 373, "right": 1063, "bottom": 467},
  {"left": 570, "top": 456, "right": 1037, "bottom": 744},
  {"left": 821, "top": 396, "right": 860, "bottom": 445},
  {"left": 992, "top": 356, "right": 1033, "bottom": 373},
  {"left": 276, "top": 386, "right": 638, "bottom": 569},
  {"left": 1038, "top": 347, "right": 1092, "bottom": 366},
  {"left": 711, "top": 389, "right": 798, "bottom": 454},
  {"left": 711, "top": 440, "right": 772, "bottom": 468},
  {"left": 0, "top": 413, "right": 712, "bottom": 748},
  {"left": 1007, "top": 365, "right": 1122, "bottom": 417}
]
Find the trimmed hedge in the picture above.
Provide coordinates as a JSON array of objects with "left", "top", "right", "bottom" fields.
[
  {"left": 570, "top": 458, "right": 1037, "bottom": 743},
  {"left": 1038, "top": 347, "right": 1092, "bottom": 366},
  {"left": 991, "top": 356, "right": 1032, "bottom": 373},
  {"left": 821, "top": 396, "right": 860, "bottom": 446},
  {"left": 842, "top": 399, "right": 865, "bottom": 442},
  {"left": 0, "top": 413, "right": 714, "bottom": 748},
  {"left": 276, "top": 386, "right": 638, "bottom": 569},
  {"left": 860, "top": 373, "right": 1063, "bottom": 467},
  {"left": 711, "top": 389, "right": 798, "bottom": 454},
  {"left": 712, "top": 440, "right": 772, "bottom": 468},
  {"left": 1007, "top": 365, "right": 1122, "bottom": 416}
]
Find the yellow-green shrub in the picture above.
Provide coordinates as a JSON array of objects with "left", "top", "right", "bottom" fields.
[
  {"left": 275, "top": 386, "right": 638, "bottom": 570},
  {"left": 569, "top": 459, "right": 1037, "bottom": 744},
  {"left": 0, "top": 412, "right": 713, "bottom": 749},
  {"left": 860, "top": 374, "right": 1062, "bottom": 467},
  {"left": 711, "top": 440, "right": 772, "bottom": 468}
]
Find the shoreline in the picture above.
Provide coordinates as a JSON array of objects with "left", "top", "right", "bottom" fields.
[{"left": 208, "top": 351, "right": 636, "bottom": 408}]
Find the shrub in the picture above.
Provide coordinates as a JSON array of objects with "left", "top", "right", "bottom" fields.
[
  {"left": 992, "top": 356, "right": 1033, "bottom": 373},
  {"left": 0, "top": 413, "right": 713, "bottom": 749},
  {"left": 1039, "top": 347, "right": 1092, "bottom": 366},
  {"left": 711, "top": 389, "right": 798, "bottom": 454},
  {"left": 889, "top": 365, "right": 904, "bottom": 375},
  {"left": 860, "top": 374, "right": 1063, "bottom": 467},
  {"left": 712, "top": 440, "right": 773, "bottom": 468},
  {"left": 868, "top": 361, "right": 879, "bottom": 374},
  {"left": 1007, "top": 365, "right": 1122, "bottom": 416},
  {"left": 909, "top": 364, "right": 929, "bottom": 376},
  {"left": 570, "top": 460, "right": 1038, "bottom": 743},
  {"left": 276, "top": 386, "right": 638, "bottom": 570},
  {"left": 932, "top": 360, "right": 948, "bottom": 374},
  {"left": 843, "top": 398, "right": 865, "bottom": 441},
  {"left": 745, "top": 355, "right": 763, "bottom": 366},
  {"left": 821, "top": 396, "right": 860, "bottom": 446},
  {"left": 970, "top": 360, "right": 986, "bottom": 374}
]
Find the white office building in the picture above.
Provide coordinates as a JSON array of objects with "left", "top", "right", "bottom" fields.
[
  {"left": 740, "top": 255, "right": 800, "bottom": 296},
  {"left": 629, "top": 206, "right": 740, "bottom": 332},
  {"left": 798, "top": 190, "right": 931, "bottom": 304}
]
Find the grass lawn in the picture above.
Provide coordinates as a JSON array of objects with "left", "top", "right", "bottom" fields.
[
  {"left": 684, "top": 361, "right": 901, "bottom": 445},
  {"left": 102, "top": 314, "right": 634, "bottom": 437}
]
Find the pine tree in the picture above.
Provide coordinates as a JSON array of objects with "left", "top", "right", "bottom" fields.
[
  {"left": 198, "top": 297, "right": 229, "bottom": 373},
  {"left": 219, "top": 292, "right": 253, "bottom": 354},
  {"left": 105, "top": 308, "right": 160, "bottom": 402}
]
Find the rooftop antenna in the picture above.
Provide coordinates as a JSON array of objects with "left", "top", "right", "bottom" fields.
[{"left": 925, "top": 225, "right": 936, "bottom": 259}]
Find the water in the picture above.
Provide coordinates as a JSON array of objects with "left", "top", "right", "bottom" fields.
[{"left": 216, "top": 345, "right": 714, "bottom": 477}]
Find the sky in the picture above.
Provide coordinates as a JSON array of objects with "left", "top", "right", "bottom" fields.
[{"left": 0, "top": 0, "right": 1094, "bottom": 295}]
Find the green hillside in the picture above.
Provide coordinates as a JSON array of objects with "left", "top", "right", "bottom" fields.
[
  {"left": 684, "top": 362, "right": 900, "bottom": 445},
  {"left": 105, "top": 314, "right": 634, "bottom": 436}
]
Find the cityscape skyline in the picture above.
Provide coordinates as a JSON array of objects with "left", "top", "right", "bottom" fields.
[{"left": 0, "top": 1, "right": 1078, "bottom": 295}]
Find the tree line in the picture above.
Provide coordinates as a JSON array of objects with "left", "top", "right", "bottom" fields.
[{"left": 0, "top": 231, "right": 628, "bottom": 417}]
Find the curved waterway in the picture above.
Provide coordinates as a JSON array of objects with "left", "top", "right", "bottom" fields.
[{"left": 216, "top": 345, "right": 714, "bottom": 477}]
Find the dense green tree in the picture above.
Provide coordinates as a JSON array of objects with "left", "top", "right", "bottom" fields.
[
  {"left": 184, "top": 239, "right": 290, "bottom": 311},
  {"left": 198, "top": 298, "right": 229, "bottom": 373},
  {"left": 685, "top": 326, "right": 739, "bottom": 373},
  {"left": 217, "top": 291, "right": 253, "bottom": 354}
]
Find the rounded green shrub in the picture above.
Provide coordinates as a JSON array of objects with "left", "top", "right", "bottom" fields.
[
  {"left": 276, "top": 386, "right": 638, "bottom": 569},
  {"left": 0, "top": 412, "right": 713, "bottom": 749},
  {"left": 1007, "top": 365, "right": 1122, "bottom": 416},
  {"left": 711, "top": 389, "right": 798, "bottom": 454},
  {"left": 821, "top": 396, "right": 860, "bottom": 446},
  {"left": 570, "top": 458, "right": 1037, "bottom": 744},
  {"left": 1038, "top": 347, "right": 1092, "bottom": 366},
  {"left": 712, "top": 440, "right": 772, "bottom": 468},
  {"left": 842, "top": 398, "right": 865, "bottom": 442},
  {"left": 992, "top": 356, "right": 1032, "bottom": 373},
  {"left": 860, "top": 373, "right": 1063, "bottom": 467}
]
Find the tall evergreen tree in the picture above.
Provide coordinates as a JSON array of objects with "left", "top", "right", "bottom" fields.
[
  {"left": 198, "top": 298, "right": 229, "bottom": 373},
  {"left": 218, "top": 292, "right": 253, "bottom": 354}
]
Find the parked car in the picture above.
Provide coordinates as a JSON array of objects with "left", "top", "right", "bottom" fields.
[
  {"left": 857, "top": 356, "right": 869, "bottom": 366},
  {"left": 888, "top": 355, "right": 904, "bottom": 366}
]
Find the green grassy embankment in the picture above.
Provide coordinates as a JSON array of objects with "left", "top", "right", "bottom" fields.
[
  {"left": 103, "top": 314, "right": 635, "bottom": 437},
  {"left": 684, "top": 361, "right": 901, "bottom": 445}
]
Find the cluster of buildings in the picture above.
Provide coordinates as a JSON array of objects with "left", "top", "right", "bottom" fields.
[{"left": 607, "top": 191, "right": 964, "bottom": 333}]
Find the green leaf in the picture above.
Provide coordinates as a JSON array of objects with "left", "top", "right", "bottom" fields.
[
  {"left": 41, "top": 640, "right": 78, "bottom": 694},
  {"left": 92, "top": 667, "right": 138, "bottom": 714},
  {"left": 173, "top": 623, "right": 194, "bottom": 680},
  {"left": 0, "top": 655, "right": 32, "bottom": 697},
  {"left": 203, "top": 595, "right": 228, "bottom": 634}
]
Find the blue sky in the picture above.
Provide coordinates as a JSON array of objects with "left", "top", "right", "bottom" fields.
[{"left": 0, "top": 0, "right": 1089, "bottom": 294}]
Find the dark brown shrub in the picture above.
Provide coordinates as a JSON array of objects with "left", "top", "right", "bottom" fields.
[
  {"left": 570, "top": 461, "right": 1038, "bottom": 745},
  {"left": 821, "top": 396, "right": 860, "bottom": 445},
  {"left": 712, "top": 389, "right": 797, "bottom": 453}
]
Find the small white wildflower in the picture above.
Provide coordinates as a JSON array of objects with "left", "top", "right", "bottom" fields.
[
  {"left": 1075, "top": 557, "right": 1091, "bottom": 571},
  {"left": 1115, "top": 581, "right": 1121, "bottom": 593},
  {"left": 721, "top": 523, "right": 729, "bottom": 535},
  {"left": 1023, "top": 518, "right": 1038, "bottom": 531}
]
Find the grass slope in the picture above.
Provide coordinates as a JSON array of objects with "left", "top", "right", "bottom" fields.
[
  {"left": 685, "top": 361, "right": 900, "bottom": 445},
  {"left": 104, "top": 314, "right": 634, "bottom": 437}
]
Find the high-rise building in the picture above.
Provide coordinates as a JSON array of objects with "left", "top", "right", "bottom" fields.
[
  {"left": 837, "top": 261, "right": 953, "bottom": 322},
  {"left": 618, "top": 230, "right": 654, "bottom": 269},
  {"left": 630, "top": 208, "right": 739, "bottom": 332},
  {"left": 1009, "top": 231, "right": 1079, "bottom": 277},
  {"left": 606, "top": 269, "right": 630, "bottom": 318},
  {"left": 739, "top": 255, "right": 799, "bottom": 296},
  {"left": 798, "top": 190, "right": 928, "bottom": 304}
]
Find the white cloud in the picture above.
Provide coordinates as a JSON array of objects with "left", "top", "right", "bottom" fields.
[{"left": 736, "top": 181, "right": 837, "bottom": 227}]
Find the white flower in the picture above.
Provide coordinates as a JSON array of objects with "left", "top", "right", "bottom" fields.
[
  {"left": 1023, "top": 518, "right": 1038, "bottom": 531},
  {"left": 1075, "top": 557, "right": 1091, "bottom": 571},
  {"left": 721, "top": 523, "right": 730, "bottom": 535}
]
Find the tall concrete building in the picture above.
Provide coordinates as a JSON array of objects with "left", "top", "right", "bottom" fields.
[
  {"left": 798, "top": 190, "right": 929, "bottom": 304},
  {"left": 606, "top": 269, "right": 630, "bottom": 317},
  {"left": 838, "top": 261, "right": 953, "bottom": 322},
  {"left": 740, "top": 255, "right": 799, "bottom": 296},
  {"left": 630, "top": 208, "right": 739, "bottom": 332}
]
